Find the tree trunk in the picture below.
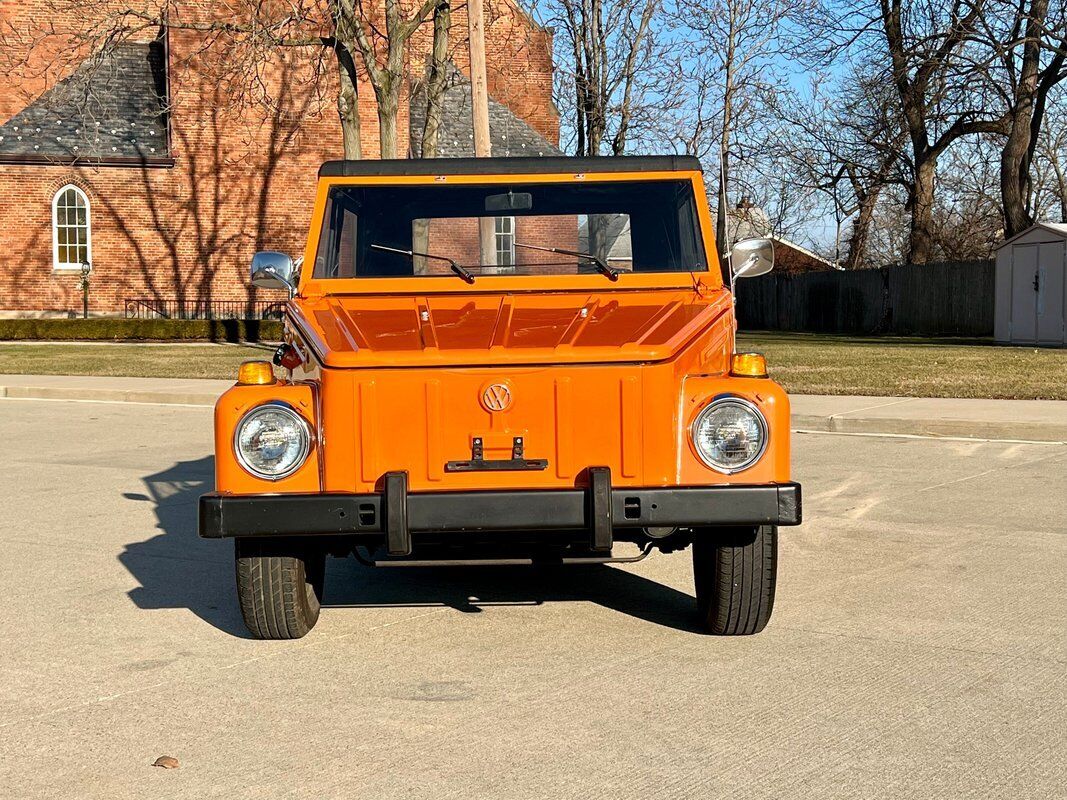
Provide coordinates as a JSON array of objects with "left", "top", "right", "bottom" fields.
[
  {"left": 908, "top": 159, "right": 936, "bottom": 264},
  {"left": 412, "top": 1, "right": 450, "bottom": 270},
  {"left": 574, "top": 74, "right": 587, "bottom": 156},
  {"left": 610, "top": 0, "right": 655, "bottom": 156},
  {"left": 715, "top": 110, "right": 731, "bottom": 264},
  {"left": 1001, "top": 125, "right": 1035, "bottom": 237},
  {"left": 420, "top": 0, "right": 450, "bottom": 159},
  {"left": 337, "top": 58, "right": 362, "bottom": 160},
  {"left": 999, "top": 0, "right": 1048, "bottom": 238},
  {"left": 582, "top": 0, "right": 604, "bottom": 156},
  {"left": 586, "top": 109, "right": 604, "bottom": 156},
  {"left": 715, "top": 158, "right": 728, "bottom": 257},
  {"left": 716, "top": 27, "right": 736, "bottom": 266},
  {"left": 377, "top": 85, "right": 399, "bottom": 159},
  {"left": 998, "top": 0, "right": 1067, "bottom": 237},
  {"left": 844, "top": 187, "right": 880, "bottom": 269},
  {"left": 570, "top": 28, "right": 587, "bottom": 155}
]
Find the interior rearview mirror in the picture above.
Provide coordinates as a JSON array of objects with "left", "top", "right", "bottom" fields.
[
  {"left": 251, "top": 251, "right": 296, "bottom": 295},
  {"left": 730, "top": 238, "right": 774, "bottom": 279},
  {"left": 485, "top": 191, "right": 533, "bottom": 212}
]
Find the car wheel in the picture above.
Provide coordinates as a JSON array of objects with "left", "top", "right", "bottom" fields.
[
  {"left": 234, "top": 538, "right": 326, "bottom": 639},
  {"left": 692, "top": 525, "right": 777, "bottom": 635}
]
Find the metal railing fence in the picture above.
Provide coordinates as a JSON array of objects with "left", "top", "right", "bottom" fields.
[{"left": 124, "top": 299, "right": 285, "bottom": 320}]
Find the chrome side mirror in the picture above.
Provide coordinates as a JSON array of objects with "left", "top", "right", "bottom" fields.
[
  {"left": 251, "top": 251, "right": 296, "bottom": 295},
  {"left": 730, "top": 238, "right": 774, "bottom": 279}
]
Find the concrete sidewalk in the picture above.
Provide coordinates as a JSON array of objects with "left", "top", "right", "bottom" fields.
[
  {"left": 790, "top": 394, "right": 1067, "bottom": 442},
  {"left": 0, "top": 373, "right": 231, "bottom": 406},
  {"left": 1, "top": 373, "right": 1065, "bottom": 442}
]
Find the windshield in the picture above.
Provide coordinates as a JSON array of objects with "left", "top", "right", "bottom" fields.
[{"left": 313, "top": 179, "right": 708, "bottom": 279}]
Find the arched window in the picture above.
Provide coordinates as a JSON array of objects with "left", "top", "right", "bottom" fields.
[{"left": 52, "top": 185, "right": 91, "bottom": 271}]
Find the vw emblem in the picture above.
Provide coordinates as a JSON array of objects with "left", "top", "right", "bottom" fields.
[{"left": 481, "top": 382, "right": 513, "bottom": 412}]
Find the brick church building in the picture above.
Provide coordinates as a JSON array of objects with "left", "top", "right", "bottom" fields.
[{"left": 0, "top": 2, "right": 560, "bottom": 317}]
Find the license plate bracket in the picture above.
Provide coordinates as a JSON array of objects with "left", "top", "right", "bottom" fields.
[{"left": 445, "top": 436, "right": 548, "bottom": 472}]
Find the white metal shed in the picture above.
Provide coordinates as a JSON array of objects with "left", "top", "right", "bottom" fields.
[{"left": 994, "top": 222, "right": 1067, "bottom": 346}]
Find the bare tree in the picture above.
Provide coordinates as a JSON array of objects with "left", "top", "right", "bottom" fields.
[
  {"left": 1032, "top": 104, "right": 1067, "bottom": 221},
  {"left": 862, "top": 184, "right": 912, "bottom": 267},
  {"left": 347, "top": 0, "right": 441, "bottom": 157},
  {"left": 675, "top": 0, "right": 817, "bottom": 254},
  {"left": 538, "top": 0, "right": 663, "bottom": 156},
  {"left": 930, "top": 138, "right": 1005, "bottom": 259},
  {"left": 822, "top": 0, "right": 1065, "bottom": 260},
  {"left": 779, "top": 64, "right": 909, "bottom": 268},
  {"left": 982, "top": 0, "right": 1067, "bottom": 236},
  {"left": 409, "top": 0, "right": 451, "bottom": 267},
  {"left": 418, "top": 0, "right": 452, "bottom": 159},
  {"left": 870, "top": 0, "right": 1017, "bottom": 263}
]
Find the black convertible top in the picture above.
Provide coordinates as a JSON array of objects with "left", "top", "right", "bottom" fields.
[{"left": 318, "top": 155, "right": 703, "bottom": 178}]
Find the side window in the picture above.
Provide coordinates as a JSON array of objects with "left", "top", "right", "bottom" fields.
[
  {"left": 495, "top": 216, "right": 515, "bottom": 267},
  {"left": 315, "top": 191, "right": 361, "bottom": 277},
  {"left": 52, "top": 185, "right": 91, "bottom": 271}
]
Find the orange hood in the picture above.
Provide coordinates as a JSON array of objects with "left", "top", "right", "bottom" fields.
[{"left": 289, "top": 288, "right": 731, "bottom": 368}]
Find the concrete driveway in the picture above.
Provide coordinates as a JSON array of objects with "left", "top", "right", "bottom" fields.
[{"left": 0, "top": 398, "right": 1063, "bottom": 799}]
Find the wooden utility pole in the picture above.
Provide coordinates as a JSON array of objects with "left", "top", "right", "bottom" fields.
[{"left": 467, "top": 0, "right": 496, "bottom": 268}]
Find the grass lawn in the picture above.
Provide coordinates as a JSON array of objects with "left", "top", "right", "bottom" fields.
[
  {"left": 0, "top": 343, "right": 271, "bottom": 380},
  {"left": 739, "top": 332, "right": 1067, "bottom": 400},
  {"left": 1, "top": 335, "right": 1065, "bottom": 399}
]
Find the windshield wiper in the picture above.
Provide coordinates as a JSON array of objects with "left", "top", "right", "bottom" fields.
[
  {"left": 514, "top": 242, "right": 619, "bottom": 281},
  {"left": 370, "top": 244, "right": 475, "bottom": 284}
]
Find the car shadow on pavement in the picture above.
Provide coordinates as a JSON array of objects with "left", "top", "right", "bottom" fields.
[
  {"left": 323, "top": 555, "right": 703, "bottom": 633},
  {"left": 121, "top": 456, "right": 701, "bottom": 637},
  {"left": 119, "top": 456, "right": 251, "bottom": 638}
]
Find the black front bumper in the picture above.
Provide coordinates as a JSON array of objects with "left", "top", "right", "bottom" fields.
[{"left": 200, "top": 471, "right": 801, "bottom": 556}]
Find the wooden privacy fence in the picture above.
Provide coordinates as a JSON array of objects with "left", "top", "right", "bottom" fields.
[{"left": 735, "top": 260, "right": 995, "bottom": 336}]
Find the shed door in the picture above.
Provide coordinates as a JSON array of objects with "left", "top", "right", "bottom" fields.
[
  {"left": 1036, "top": 241, "right": 1065, "bottom": 344},
  {"left": 1011, "top": 244, "right": 1038, "bottom": 342}
]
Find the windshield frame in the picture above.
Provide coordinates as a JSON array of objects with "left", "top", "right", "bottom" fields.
[{"left": 298, "top": 169, "right": 720, "bottom": 297}]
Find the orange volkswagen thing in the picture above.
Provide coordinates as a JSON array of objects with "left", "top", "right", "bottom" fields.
[{"left": 199, "top": 156, "right": 801, "bottom": 639}]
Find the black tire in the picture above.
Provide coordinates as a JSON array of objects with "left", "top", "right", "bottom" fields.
[
  {"left": 234, "top": 538, "right": 326, "bottom": 639},
  {"left": 692, "top": 525, "right": 777, "bottom": 635}
]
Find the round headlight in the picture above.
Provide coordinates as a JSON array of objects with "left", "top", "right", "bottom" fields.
[
  {"left": 234, "top": 403, "right": 311, "bottom": 480},
  {"left": 691, "top": 396, "right": 768, "bottom": 474}
]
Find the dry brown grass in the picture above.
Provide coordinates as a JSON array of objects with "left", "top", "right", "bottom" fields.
[
  {"left": 739, "top": 333, "right": 1067, "bottom": 400},
  {"left": 2, "top": 336, "right": 1064, "bottom": 399},
  {"left": 0, "top": 343, "right": 270, "bottom": 380}
]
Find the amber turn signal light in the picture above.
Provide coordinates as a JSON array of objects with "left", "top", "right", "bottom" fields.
[
  {"left": 730, "top": 352, "right": 768, "bottom": 378},
  {"left": 237, "top": 361, "right": 277, "bottom": 385}
]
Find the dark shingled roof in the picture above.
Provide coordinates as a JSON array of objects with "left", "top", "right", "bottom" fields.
[
  {"left": 0, "top": 42, "right": 169, "bottom": 162},
  {"left": 409, "top": 66, "right": 562, "bottom": 159}
]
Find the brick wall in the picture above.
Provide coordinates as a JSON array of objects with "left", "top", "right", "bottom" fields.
[
  {"left": 423, "top": 215, "right": 580, "bottom": 274},
  {"left": 0, "top": 0, "right": 558, "bottom": 315}
]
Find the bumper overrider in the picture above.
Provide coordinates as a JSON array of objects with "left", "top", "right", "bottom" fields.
[{"left": 199, "top": 469, "right": 802, "bottom": 556}]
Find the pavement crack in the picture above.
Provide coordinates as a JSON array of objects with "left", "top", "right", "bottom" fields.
[
  {"left": 915, "top": 448, "right": 1067, "bottom": 494},
  {"left": 828, "top": 397, "right": 914, "bottom": 418}
]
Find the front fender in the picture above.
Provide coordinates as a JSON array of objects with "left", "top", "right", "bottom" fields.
[
  {"left": 214, "top": 381, "right": 321, "bottom": 494},
  {"left": 677, "top": 375, "right": 791, "bottom": 485}
]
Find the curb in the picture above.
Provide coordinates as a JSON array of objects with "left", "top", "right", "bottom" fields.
[
  {"left": 791, "top": 413, "right": 1067, "bottom": 443},
  {"left": 0, "top": 384, "right": 219, "bottom": 407},
  {"left": 3, "top": 383, "right": 1065, "bottom": 444}
]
